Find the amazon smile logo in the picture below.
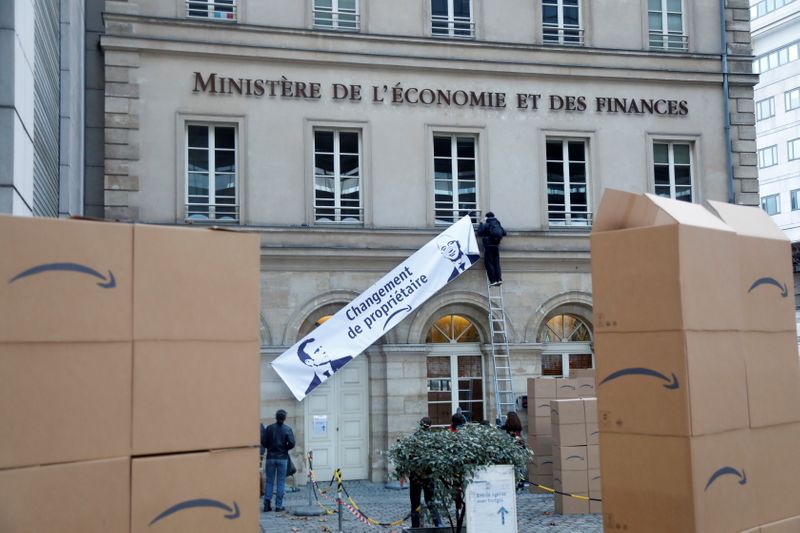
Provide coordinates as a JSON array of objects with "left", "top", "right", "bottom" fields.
[
  {"left": 704, "top": 467, "right": 747, "bottom": 491},
  {"left": 149, "top": 498, "right": 240, "bottom": 526},
  {"left": 9, "top": 262, "right": 116, "bottom": 288},
  {"left": 598, "top": 367, "right": 679, "bottom": 389},
  {"left": 748, "top": 277, "right": 788, "bottom": 298}
]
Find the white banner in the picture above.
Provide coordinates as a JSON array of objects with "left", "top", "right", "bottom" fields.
[{"left": 271, "top": 216, "right": 480, "bottom": 401}]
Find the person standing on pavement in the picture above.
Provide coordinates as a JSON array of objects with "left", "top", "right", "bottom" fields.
[
  {"left": 409, "top": 417, "right": 443, "bottom": 528},
  {"left": 262, "top": 409, "right": 296, "bottom": 512},
  {"left": 477, "top": 212, "right": 506, "bottom": 286}
]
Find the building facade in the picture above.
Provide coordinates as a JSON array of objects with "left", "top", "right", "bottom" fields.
[
  {"left": 751, "top": 0, "right": 800, "bottom": 319},
  {"left": 100, "top": 0, "right": 757, "bottom": 483},
  {"left": 1, "top": 0, "right": 86, "bottom": 217}
]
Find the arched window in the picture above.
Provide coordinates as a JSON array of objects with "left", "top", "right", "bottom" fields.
[
  {"left": 426, "top": 314, "right": 483, "bottom": 426},
  {"left": 539, "top": 313, "right": 594, "bottom": 377}
]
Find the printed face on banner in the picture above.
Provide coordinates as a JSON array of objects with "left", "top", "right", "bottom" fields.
[{"left": 271, "top": 216, "right": 480, "bottom": 401}]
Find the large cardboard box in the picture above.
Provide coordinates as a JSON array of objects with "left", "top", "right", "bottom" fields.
[
  {"left": 555, "top": 378, "right": 580, "bottom": 399},
  {"left": 133, "top": 225, "right": 260, "bottom": 342},
  {"left": 596, "top": 330, "right": 749, "bottom": 437},
  {"left": 589, "top": 490, "right": 603, "bottom": 515},
  {"left": 0, "top": 457, "right": 130, "bottom": 533},
  {"left": 751, "top": 423, "right": 800, "bottom": 525},
  {"left": 591, "top": 190, "right": 742, "bottom": 334},
  {"left": 0, "top": 215, "right": 133, "bottom": 343},
  {"left": 552, "top": 424, "right": 588, "bottom": 446},
  {"left": 528, "top": 378, "right": 556, "bottom": 416},
  {"left": 531, "top": 415, "right": 552, "bottom": 436},
  {"left": 555, "top": 494, "right": 590, "bottom": 515},
  {"left": 760, "top": 515, "right": 800, "bottom": 532},
  {"left": 0, "top": 342, "right": 132, "bottom": 469},
  {"left": 600, "top": 430, "right": 758, "bottom": 533},
  {"left": 554, "top": 469, "right": 589, "bottom": 493},
  {"left": 131, "top": 448, "right": 258, "bottom": 533},
  {"left": 529, "top": 435, "right": 553, "bottom": 456},
  {"left": 706, "top": 200, "right": 795, "bottom": 334},
  {"left": 132, "top": 341, "right": 260, "bottom": 455},
  {"left": 551, "top": 398, "right": 585, "bottom": 424},
  {"left": 553, "top": 446, "right": 588, "bottom": 471},
  {"left": 530, "top": 455, "right": 554, "bottom": 476}
]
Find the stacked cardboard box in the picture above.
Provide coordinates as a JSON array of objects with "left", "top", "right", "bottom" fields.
[
  {"left": 551, "top": 398, "right": 601, "bottom": 515},
  {"left": 526, "top": 376, "right": 595, "bottom": 495},
  {"left": 591, "top": 191, "right": 800, "bottom": 533},
  {"left": 0, "top": 216, "right": 261, "bottom": 532}
]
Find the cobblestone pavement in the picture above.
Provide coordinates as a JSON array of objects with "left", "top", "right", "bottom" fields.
[{"left": 260, "top": 482, "right": 602, "bottom": 532}]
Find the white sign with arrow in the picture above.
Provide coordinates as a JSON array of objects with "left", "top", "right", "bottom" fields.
[{"left": 465, "top": 464, "right": 517, "bottom": 533}]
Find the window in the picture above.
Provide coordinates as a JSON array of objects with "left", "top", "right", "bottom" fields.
[
  {"left": 433, "top": 134, "right": 478, "bottom": 224},
  {"left": 754, "top": 41, "right": 800, "bottom": 74},
  {"left": 648, "top": 0, "right": 687, "bottom": 51},
  {"left": 756, "top": 97, "right": 775, "bottom": 121},
  {"left": 791, "top": 189, "right": 800, "bottom": 211},
  {"left": 786, "top": 88, "right": 800, "bottom": 111},
  {"left": 539, "top": 313, "right": 593, "bottom": 377},
  {"left": 653, "top": 142, "right": 693, "bottom": 202},
  {"left": 762, "top": 194, "right": 780, "bottom": 215},
  {"left": 546, "top": 139, "right": 590, "bottom": 227},
  {"left": 751, "top": 0, "right": 797, "bottom": 20},
  {"left": 542, "top": 0, "right": 583, "bottom": 45},
  {"left": 758, "top": 145, "right": 778, "bottom": 168},
  {"left": 186, "top": 124, "right": 238, "bottom": 222},
  {"left": 313, "top": 0, "right": 359, "bottom": 31},
  {"left": 432, "top": 0, "right": 474, "bottom": 38},
  {"left": 426, "top": 315, "right": 483, "bottom": 426},
  {"left": 789, "top": 138, "right": 800, "bottom": 161},
  {"left": 186, "top": 0, "right": 236, "bottom": 20},
  {"left": 314, "top": 129, "right": 362, "bottom": 223}
]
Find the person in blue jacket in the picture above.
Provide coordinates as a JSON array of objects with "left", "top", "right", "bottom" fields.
[{"left": 261, "top": 409, "right": 296, "bottom": 512}]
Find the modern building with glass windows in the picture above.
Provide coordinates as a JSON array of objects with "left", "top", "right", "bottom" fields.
[
  {"left": 751, "top": 0, "right": 800, "bottom": 323},
  {"left": 98, "top": 0, "right": 758, "bottom": 483}
]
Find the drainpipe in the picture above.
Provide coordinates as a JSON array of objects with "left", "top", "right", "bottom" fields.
[{"left": 720, "top": 0, "right": 735, "bottom": 204}]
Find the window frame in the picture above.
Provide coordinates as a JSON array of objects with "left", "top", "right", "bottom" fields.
[
  {"left": 426, "top": 350, "right": 486, "bottom": 427},
  {"left": 753, "top": 40, "right": 800, "bottom": 74},
  {"left": 650, "top": 139, "right": 695, "bottom": 203},
  {"left": 789, "top": 138, "right": 800, "bottom": 162},
  {"left": 786, "top": 87, "right": 800, "bottom": 111},
  {"left": 647, "top": 0, "right": 688, "bottom": 52},
  {"left": 431, "top": 0, "right": 475, "bottom": 39},
  {"left": 545, "top": 137, "right": 591, "bottom": 228},
  {"left": 542, "top": 0, "right": 584, "bottom": 46},
  {"left": 791, "top": 189, "right": 800, "bottom": 211},
  {"left": 312, "top": 127, "right": 364, "bottom": 225},
  {"left": 756, "top": 96, "right": 776, "bottom": 121},
  {"left": 313, "top": 0, "right": 360, "bottom": 31},
  {"left": 758, "top": 145, "right": 779, "bottom": 169},
  {"left": 431, "top": 131, "right": 481, "bottom": 226},
  {"left": 762, "top": 193, "right": 780, "bottom": 215},
  {"left": 184, "top": 0, "right": 237, "bottom": 21}
]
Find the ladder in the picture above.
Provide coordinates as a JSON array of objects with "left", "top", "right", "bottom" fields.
[{"left": 487, "top": 279, "right": 515, "bottom": 425}]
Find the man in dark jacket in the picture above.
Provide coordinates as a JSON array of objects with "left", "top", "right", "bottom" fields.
[
  {"left": 261, "top": 409, "right": 296, "bottom": 512},
  {"left": 477, "top": 212, "right": 506, "bottom": 286}
]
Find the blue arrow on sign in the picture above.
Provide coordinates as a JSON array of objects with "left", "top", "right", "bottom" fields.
[{"left": 497, "top": 506, "right": 509, "bottom": 525}]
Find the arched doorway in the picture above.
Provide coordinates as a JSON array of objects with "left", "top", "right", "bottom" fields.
[
  {"left": 425, "top": 314, "right": 485, "bottom": 427},
  {"left": 303, "top": 314, "right": 369, "bottom": 481},
  {"left": 538, "top": 313, "right": 594, "bottom": 377}
]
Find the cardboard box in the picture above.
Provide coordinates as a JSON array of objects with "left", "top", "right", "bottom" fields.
[
  {"left": 589, "top": 469, "right": 602, "bottom": 492},
  {"left": 529, "top": 473, "right": 553, "bottom": 494},
  {"left": 576, "top": 377, "right": 596, "bottom": 396},
  {"left": 740, "top": 331, "right": 800, "bottom": 428},
  {"left": 751, "top": 423, "right": 800, "bottom": 525},
  {"left": 551, "top": 398, "right": 585, "bottom": 424},
  {"left": 589, "top": 490, "right": 602, "bottom": 515},
  {"left": 133, "top": 225, "right": 260, "bottom": 342},
  {"left": 0, "top": 342, "right": 131, "bottom": 469},
  {"left": 530, "top": 455, "right": 554, "bottom": 476},
  {"left": 571, "top": 368, "right": 596, "bottom": 379},
  {"left": 529, "top": 377, "right": 556, "bottom": 399},
  {"left": 552, "top": 423, "right": 588, "bottom": 447},
  {"left": 0, "top": 457, "right": 130, "bottom": 532},
  {"left": 760, "top": 515, "right": 800, "bottom": 532},
  {"left": 555, "top": 494, "right": 590, "bottom": 515},
  {"left": 587, "top": 445, "right": 600, "bottom": 470},
  {"left": 596, "top": 330, "right": 749, "bottom": 437},
  {"left": 583, "top": 398, "right": 598, "bottom": 422},
  {"left": 586, "top": 423, "right": 600, "bottom": 445},
  {"left": 707, "top": 200, "right": 795, "bottom": 334},
  {"left": 131, "top": 447, "right": 258, "bottom": 533},
  {"left": 591, "top": 190, "right": 742, "bottom": 334},
  {"left": 132, "top": 340, "right": 260, "bottom": 455},
  {"left": 531, "top": 415, "right": 552, "bottom": 436},
  {"left": 554, "top": 469, "right": 589, "bottom": 493},
  {"left": 0, "top": 215, "right": 133, "bottom": 343},
  {"left": 530, "top": 435, "right": 553, "bottom": 456},
  {"left": 600, "top": 430, "right": 759, "bottom": 533},
  {"left": 556, "top": 378, "right": 580, "bottom": 399},
  {"left": 553, "top": 446, "right": 588, "bottom": 471}
]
